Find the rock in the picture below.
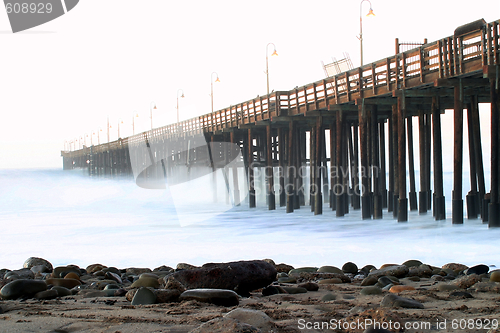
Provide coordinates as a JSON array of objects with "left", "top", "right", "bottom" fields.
[
  {"left": 293, "top": 272, "right": 351, "bottom": 283},
  {"left": 317, "top": 278, "right": 343, "bottom": 284},
  {"left": 402, "top": 259, "right": 423, "bottom": 268},
  {"left": 130, "top": 277, "right": 160, "bottom": 289},
  {"left": 380, "top": 293, "right": 424, "bottom": 309},
  {"left": 105, "top": 271, "right": 122, "bottom": 284},
  {"left": 34, "top": 289, "right": 58, "bottom": 300},
  {"left": 5, "top": 268, "right": 34, "bottom": 280},
  {"left": 490, "top": 270, "right": 500, "bottom": 282},
  {"left": 131, "top": 287, "right": 157, "bottom": 305},
  {"left": 86, "top": 264, "right": 107, "bottom": 274},
  {"left": 442, "top": 263, "right": 468, "bottom": 273},
  {"left": 262, "top": 285, "right": 280, "bottom": 296},
  {"left": 52, "top": 266, "right": 80, "bottom": 278},
  {"left": 45, "top": 278, "right": 81, "bottom": 289},
  {"left": 64, "top": 272, "right": 80, "bottom": 280},
  {"left": 262, "top": 258, "right": 275, "bottom": 266},
  {"left": 466, "top": 264, "right": 489, "bottom": 275},
  {"left": 189, "top": 317, "right": 260, "bottom": 333},
  {"left": 378, "top": 276, "right": 395, "bottom": 288},
  {"left": 153, "top": 265, "right": 174, "bottom": 272},
  {"left": 30, "top": 265, "right": 50, "bottom": 275},
  {"left": 1, "top": 279, "right": 47, "bottom": 300},
  {"left": 225, "top": 308, "right": 273, "bottom": 332},
  {"left": 176, "top": 263, "right": 198, "bottom": 271},
  {"left": 277, "top": 276, "right": 296, "bottom": 283},
  {"left": 437, "top": 284, "right": 459, "bottom": 292},
  {"left": 126, "top": 267, "right": 152, "bottom": 275},
  {"left": 78, "top": 290, "right": 108, "bottom": 298},
  {"left": 342, "top": 262, "right": 359, "bottom": 274},
  {"left": 360, "top": 265, "right": 377, "bottom": 275},
  {"left": 321, "top": 293, "right": 337, "bottom": 301},
  {"left": 360, "top": 286, "right": 382, "bottom": 295},
  {"left": 23, "top": 257, "right": 53, "bottom": 272},
  {"left": 51, "top": 286, "right": 72, "bottom": 297},
  {"left": 180, "top": 288, "right": 239, "bottom": 306},
  {"left": 170, "top": 260, "right": 276, "bottom": 296},
  {"left": 450, "top": 291, "right": 473, "bottom": 298},
  {"left": 102, "top": 267, "right": 120, "bottom": 275},
  {"left": 361, "top": 275, "right": 378, "bottom": 286},
  {"left": 368, "top": 265, "right": 409, "bottom": 279},
  {"left": 281, "top": 287, "right": 307, "bottom": 294},
  {"left": 164, "top": 275, "right": 186, "bottom": 293},
  {"left": 452, "top": 273, "right": 481, "bottom": 289},
  {"left": 317, "top": 266, "right": 343, "bottom": 274},
  {"left": 275, "top": 263, "right": 294, "bottom": 273},
  {"left": 155, "top": 289, "right": 181, "bottom": 303},
  {"left": 298, "top": 282, "right": 319, "bottom": 291},
  {"left": 467, "top": 281, "right": 500, "bottom": 293},
  {"left": 389, "top": 285, "right": 416, "bottom": 293}
]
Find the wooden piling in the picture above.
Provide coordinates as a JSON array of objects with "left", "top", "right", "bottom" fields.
[
  {"left": 470, "top": 95, "right": 487, "bottom": 221},
  {"left": 266, "top": 125, "right": 276, "bottom": 210},
  {"left": 336, "top": 108, "right": 345, "bottom": 217},
  {"left": 359, "top": 100, "right": 371, "bottom": 219},
  {"left": 372, "top": 105, "right": 382, "bottom": 219},
  {"left": 392, "top": 104, "right": 400, "bottom": 218},
  {"left": 329, "top": 121, "right": 336, "bottom": 210},
  {"left": 314, "top": 117, "right": 323, "bottom": 215},
  {"left": 407, "top": 115, "right": 418, "bottom": 211},
  {"left": 247, "top": 129, "right": 256, "bottom": 208},
  {"left": 379, "top": 121, "right": 388, "bottom": 209},
  {"left": 432, "top": 97, "right": 446, "bottom": 220},
  {"left": 286, "top": 121, "right": 295, "bottom": 213},
  {"left": 452, "top": 81, "right": 464, "bottom": 224},
  {"left": 352, "top": 122, "right": 361, "bottom": 210},
  {"left": 278, "top": 128, "right": 286, "bottom": 207},
  {"left": 489, "top": 75, "right": 500, "bottom": 227},
  {"left": 418, "top": 108, "right": 428, "bottom": 213},
  {"left": 397, "top": 94, "right": 408, "bottom": 222},
  {"left": 466, "top": 103, "right": 479, "bottom": 219},
  {"left": 230, "top": 132, "right": 240, "bottom": 206}
]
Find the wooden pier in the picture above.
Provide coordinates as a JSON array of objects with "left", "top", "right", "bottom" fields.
[{"left": 62, "top": 19, "right": 500, "bottom": 226}]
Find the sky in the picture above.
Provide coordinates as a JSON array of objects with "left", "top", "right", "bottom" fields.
[{"left": 0, "top": 0, "right": 498, "bottom": 169}]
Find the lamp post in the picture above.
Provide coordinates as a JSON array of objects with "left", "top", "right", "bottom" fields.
[
  {"left": 359, "top": 0, "right": 375, "bottom": 66},
  {"left": 265, "top": 43, "right": 278, "bottom": 96},
  {"left": 211, "top": 72, "right": 220, "bottom": 113},
  {"left": 150, "top": 101, "right": 157, "bottom": 130},
  {"left": 118, "top": 119, "right": 123, "bottom": 139},
  {"left": 176, "top": 89, "right": 185, "bottom": 123},
  {"left": 132, "top": 112, "right": 138, "bottom": 135}
]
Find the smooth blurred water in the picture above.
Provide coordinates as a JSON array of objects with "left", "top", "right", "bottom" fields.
[{"left": 0, "top": 168, "right": 498, "bottom": 271}]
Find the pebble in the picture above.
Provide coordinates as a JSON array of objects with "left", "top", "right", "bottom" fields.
[
  {"left": 442, "top": 263, "right": 468, "bottom": 273},
  {"left": 23, "top": 257, "right": 53, "bottom": 272},
  {"left": 281, "top": 287, "right": 307, "bottom": 294},
  {"left": 190, "top": 317, "right": 260, "bottom": 333},
  {"left": 0, "top": 279, "right": 47, "bottom": 300},
  {"left": 105, "top": 271, "right": 122, "bottom": 284},
  {"left": 275, "top": 263, "right": 294, "bottom": 273},
  {"left": 51, "top": 286, "right": 72, "bottom": 297},
  {"left": 298, "top": 282, "right": 319, "bottom": 291},
  {"left": 277, "top": 276, "right": 296, "bottom": 283},
  {"left": 34, "top": 289, "right": 58, "bottom": 300},
  {"left": 64, "top": 272, "right": 80, "bottom": 280},
  {"left": 380, "top": 293, "right": 424, "bottom": 309},
  {"left": 179, "top": 288, "right": 239, "bottom": 306},
  {"left": 5, "top": 268, "right": 34, "bottom": 280},
  {"left": 86, "top": 264, "right": 106, "bottom": 274},
  {"left": 437, "top": 284, "right": 459, "bottom": 292},
  {"left": 368, "top": 265, "right": 409, "bottom": 279},
  {"left": 342, "top": 262, "right": 358, "bottom": 274},
  {"left": 317, "top": 278, "right": 343, "bottom": 284},
  {"left": 402, "top": 259, "right": 423, "bottom": 267},
  {"left": 361, "top": 275, "right": 378, "bottom": 286},
  {"left": 452, "top": 273, "right": 481, "bottom": 289},
  {"left": 321, "top": 293, "right": 337, "bottom": 301},
  {"left": 360, "top": 265, "right": 377, "bottom": 275},
  {"left": 45, "top": 278, "right": 81, "bottom": 289},
  {"left": 130, "top": 276, "right": 159, "bottom": 289},
  {"left": 131, "top": 286, "right": 157, "bottom": 305},
  {"left": 317, "top": 266, "right": 343, "bottom": 274},
  {"left": 175, "top": 263, "right": 198, "bottom": 271},
  {"left": 224, "top": 308, "right": 273, "bottom": 332},
  {"left": 126, "top": 267, "right": 152, "bottom": 275},
  {"left": 289, "top": 267, "right": 319, "bottom": 274},
  {"left": 490, "top": 270, "right": 500, "bottom": 282},
  {"left": 360, "top": 286, "right": 382, "bottom": 295},
  {"left": 377, "top": 276, "right": 395, "bottom": 288},
  {"left": 450, "top": 291, "right": 473, "bottom": 298},
  {"left": 466, "top": 264, "right": 489, "bottom": 275},
  {"left": 52, "top": 266, "right": 81, "bottom": 278},
  {"left": 389, "top": 285, "right": 415, "bottom": 293}
]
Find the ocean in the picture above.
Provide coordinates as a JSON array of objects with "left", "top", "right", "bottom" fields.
[{"left": 0, "top": 167, "right": 498, "bottom": 271}]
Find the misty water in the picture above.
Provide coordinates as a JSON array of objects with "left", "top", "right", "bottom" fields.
[{"left": 1, "top": 167, "right": 499, "bottom": 271}]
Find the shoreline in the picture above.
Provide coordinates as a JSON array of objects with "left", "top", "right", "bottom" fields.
[{"left": 1, "top": 257, "right": 499, "bottom": 332}]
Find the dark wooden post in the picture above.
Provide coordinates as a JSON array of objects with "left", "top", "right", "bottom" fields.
[
  {"left": 359, "top": 100, "right": 371, "bottom": 219},
  {"left": 425, "top": 111, "right": 432, "bottom": 209},
  {"left": 343, "top": 121, "right": 350, "bottom": 214},
  {"left": 266, "top": 125, "right": 276, "bottom": 210},
  {"left": 379, "top": 121, "right": 388, "bottom": 208},
  {"left": 329, "top": 121, "right": 336, "bottom": 210},
  {"left": 388, "top": 111, "right": 394, "bottom": 213},
  {"left": 230, "top": 132, "right": 240, "bottom": 206},
  {"left": 322, "top": 130, "right": 329, "bottom": 205},
  {"left": 469, "top": 95, "right": 487, "bottom": 221},
  {"left": 407, "top": 115, "right": 418, "bottom": 211},
  {"left": 392, "top": 104, "right": 399, "bottom": 217},
  {"left": 452, "top": 81, "right": 464, "bottom": 224},
  {"left": 418, "top": 108, "right": 428, "bottom": 213},
  {"left": 397, "top": 94, "right": 408, "bottom": 222},
  {"left": 432, "top": 97, "right": 446, "bottom": 220},
  {"left": 286, "top": 121, "right": 295, "bottom": 213},
  {"left": 466, "top": 102, "right": 478, "bottom": 219},
  {"left": 310, "top": 126, "right": 316, "bottom": 211},
  {"left": 489, "top": 75, "right": 500, "bottom": 227},
  {"left": 247, "top": 129, "right": 256, "bottom": 208},
  {"left": 336, "top": 108, "right": 345, "bottom": 217},
  {"left": 314, "top": 117, "right": 323, "bottom": 215},
  {"left": 372, "top": 105, "right": 382, "bottom": 219},
  {"left": 278, "top": 128, "right": 286, "bottom": 207},
  {"left": 352, "top": 122, "right": 361, "bottom": 210},
  {"left": 298, "top": 129, "right": 306, "bottom": 207}
]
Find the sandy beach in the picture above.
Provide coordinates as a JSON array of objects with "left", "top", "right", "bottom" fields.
[{"left": 1, "top": 258, "right": 500, "bottom": 333}]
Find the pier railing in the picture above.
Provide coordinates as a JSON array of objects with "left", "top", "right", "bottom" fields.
[{"left": 64, "top": 19, "right": 499, "bottom": 154}]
